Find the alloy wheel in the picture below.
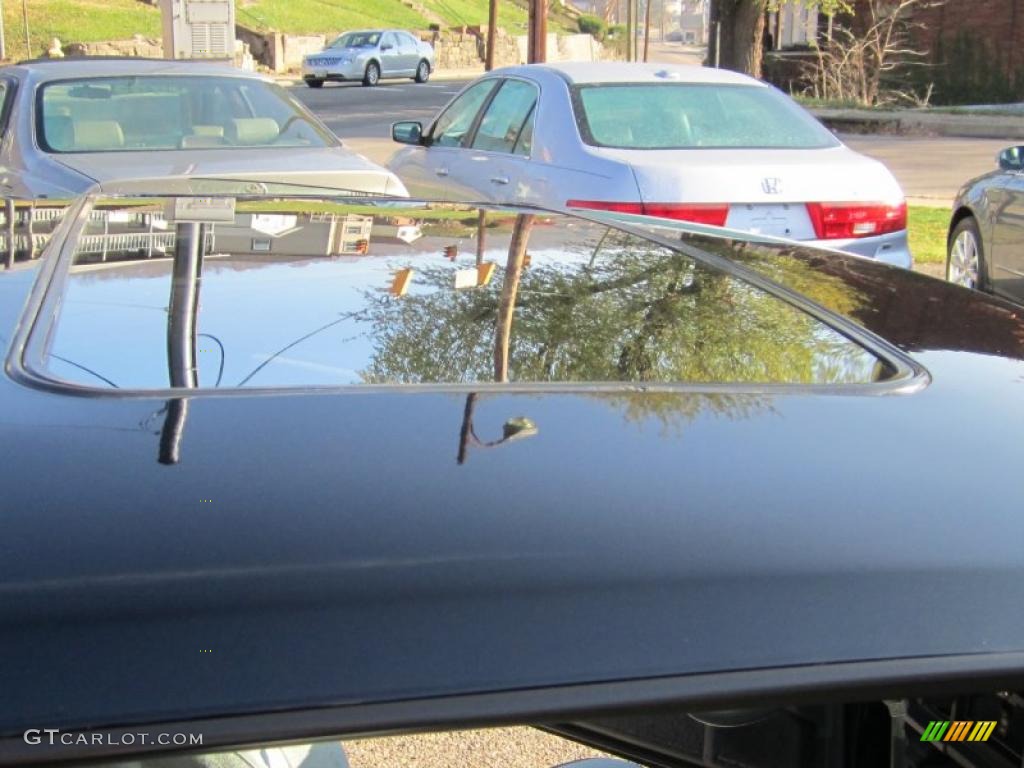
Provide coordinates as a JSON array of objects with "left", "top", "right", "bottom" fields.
[{"left": 948, "top": 228, "right": 980, "bottom": 288}]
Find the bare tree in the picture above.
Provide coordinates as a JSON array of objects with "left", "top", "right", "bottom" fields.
[{"left": 806, "top": 0, "right": 944, "bottom": 107}]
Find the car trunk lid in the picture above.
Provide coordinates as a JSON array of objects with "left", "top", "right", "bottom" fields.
[
  {"left": 582, "top": 145, "right": 905, "bottom": 241},
  {"left": 53, "top": 147, "right": 408, "bottom": 197}
]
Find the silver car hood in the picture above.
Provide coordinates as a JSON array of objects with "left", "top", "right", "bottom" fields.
[
  {"left": 53, "top": 147, "right": 408, "bottom": 197},
  {"left": 594, "top": 144, "right": 904, "bottom": 204}
]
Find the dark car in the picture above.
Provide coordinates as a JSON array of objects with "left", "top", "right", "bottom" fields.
[
  {"left": 3, "top": 189, "right": 1024, "bottom": 768},
  {"left": 947, "top": 144, "right": 1024, "bottom": 298}
]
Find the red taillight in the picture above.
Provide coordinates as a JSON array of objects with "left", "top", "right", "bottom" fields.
[
  {"left": 806, "top": 201, "right": 907, "bottom": 240},
  {"left": 567, "top": 200, "right": 729, "bottom": 227}
]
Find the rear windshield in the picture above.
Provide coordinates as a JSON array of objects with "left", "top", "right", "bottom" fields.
[
  {"left": 31, "top": 198, "right": 890, "bottom": 391},
  {"left": 39, "top": 76, "right": 333, "bottom": 153},
  {"left": 573, "top": 83, "right": 840, "bottom": 150}
]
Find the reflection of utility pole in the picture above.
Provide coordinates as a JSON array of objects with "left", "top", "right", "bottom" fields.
[
  {"left": 494, "top": 214, "right": 534, "bottom": 383},
  {"left": 456, "top": 393, "right": 538, "bottom": 465},
  {"left": 158, "top": 398, "right": 189, "bottom": 465},
  {"left": 167, "top": 222, "right": 204, "bottom": 388},
  {"left": 160, "top": 221, "right": 205, "bottom": 465},
  {"left": 4, "top": 199, "right": 14, "bottom": 269},
  {"left": 476, "top": 209, "right": 486, "bottom": 266}
]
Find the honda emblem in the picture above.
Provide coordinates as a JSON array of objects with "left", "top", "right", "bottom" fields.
[{"left": 761, "top": 177, "right": 782, "bottom": 195}]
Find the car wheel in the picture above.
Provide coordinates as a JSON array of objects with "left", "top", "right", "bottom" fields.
[
  {"left": 414, "top": 60, "right": 430, "bottom": 83},
  {"left": 947, "top": 216, "right": 986, "bottom": 290},
  {"left": 363, "top": 62, "right": 380, "bottom": 87},
  {"left": 306, "top": 79, "right": 324, "bottom": 89}
]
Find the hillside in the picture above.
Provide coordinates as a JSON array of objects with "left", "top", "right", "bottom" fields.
[
  {"left": 4, "top": 0, "right": 161, "bottom": 62},
  {"left": 3, "top": 0, "right": 576, "bottom": 63}
]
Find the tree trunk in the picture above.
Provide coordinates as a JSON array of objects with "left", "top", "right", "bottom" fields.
[{"left": 709, "top": 0, "right": 767, "bottom": 78}]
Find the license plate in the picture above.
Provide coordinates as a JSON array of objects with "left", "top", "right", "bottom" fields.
[{"left": 727, "top": 204, "right": 802, "bottom": 238}]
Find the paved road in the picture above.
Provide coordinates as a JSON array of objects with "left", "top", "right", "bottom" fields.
[
  {"left": 293, "top": 79, "right": 1010, "bottom": 206},
  {"left": 841, "top": 134, "right": 1005, "bottom": 205},
  {"left": 294, "top": 79, "right": 471, "bottom": 139}
]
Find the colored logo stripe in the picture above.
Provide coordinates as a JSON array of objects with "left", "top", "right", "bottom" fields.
[
  {"left": 921, "top": 721, "right": 950, "bottom": 741},
  {"left": 921, "top": 720, "right": 997, "bottom": 742}
]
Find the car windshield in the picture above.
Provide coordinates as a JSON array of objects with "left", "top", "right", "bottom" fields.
[
  {"left": 573, "top": 83, "right": 840, "bottom": 150},
  {"left": 39, "top": 76, "right": 334, "bottom": 153},
  {"left": 329, "top": 32, "right": 381, "bottom": 48}
]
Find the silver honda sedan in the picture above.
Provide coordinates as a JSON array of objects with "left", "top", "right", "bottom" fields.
[
  {"left": 3, "top": 58, "right": 407, "bottom": 198},
  {"left": 302, "top": 30, "right": 435, "bottom": 88},
  {"left": 389, "top": 62, "right": 911, "bottom": 267}
]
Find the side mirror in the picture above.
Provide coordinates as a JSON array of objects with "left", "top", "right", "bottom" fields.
[
  {"left": 392, "top": 121, "right": 423, "bottom": 145},
  {"left": 998, "top": 146, "right": 1024, "bottom": 171},
  {"left": 381, "top": 43, "right": 394, "bottom": 51}
]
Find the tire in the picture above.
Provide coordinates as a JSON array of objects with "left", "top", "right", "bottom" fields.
[
  {"left": 362, "top": 62, "right": 380, "bottom": 87},
  {"left": 947, "top": 215, "right": 986, "bottom": 291},
  {"left": 305, "top": 79, "right": 324, "bottom": 89},
  {"left": 414, "top": 59, "right": 431, "bottom": 83}
]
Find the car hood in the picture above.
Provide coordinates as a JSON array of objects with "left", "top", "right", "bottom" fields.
[
  {"left": 54, "top": 147, "right": 408, "bottom": 197},
  {"left": 594, "top": 144, "right": 904, "bottom": 204}
]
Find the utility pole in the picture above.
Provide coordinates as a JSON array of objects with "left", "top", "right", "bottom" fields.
[
  {"left": 20, "top": 0, "right": 29, "bottom": 58},
  {"left": 643, "top": 0, "right": 651, "bottom": 61},
  {"left": 0, "top": 0, "right": 7, "bottom": 62},
  {"left": 528, "top": 0, "right": 547, "bottom": 62},
  {"left": 485, "top": 0, "right": 497, "bottom": 70},
  {"left": 626, "top": 0, "right": 633, "bottom": 60}
]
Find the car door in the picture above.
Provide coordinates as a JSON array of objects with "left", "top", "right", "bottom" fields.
[
  {"left": 378, "top": 33, "right": 402, "bottom": 78},
  {"left": 988, "top": 160, "right": 1024, "bottom": 301},
  {"left": 453, "top": 79, "right": 540, "bottom": 204},
  {"left": 396, "top": 32, "right": 419, "bottom": 74},
  {"left": 391, "top": 78, "right": 500, "bottom": 200}
]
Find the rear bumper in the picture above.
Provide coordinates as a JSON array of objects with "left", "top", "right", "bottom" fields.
[{"left": 815, "top": 230, "right": 911, "bottom": 269}]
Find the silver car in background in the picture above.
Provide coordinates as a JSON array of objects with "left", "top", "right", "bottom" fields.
[
  {"left": 302, "top": 30, "right": 435, "bottom": 88},
  {"left": 2, "top": 58, "right": 407, "bottom": 198},
  {"left": 389, "top": 62, "right": 911, "bottom": 267}
]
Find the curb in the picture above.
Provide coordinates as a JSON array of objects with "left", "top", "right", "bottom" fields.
[
  {"left": 812, "top": 107, "right": 1024, "bottom": 141},
  {"left": 275, "top": 68, "right": 481, "bottom": 87}
]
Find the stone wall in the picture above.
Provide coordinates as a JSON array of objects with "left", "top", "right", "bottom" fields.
[
  {"left": 513, "top": 32, "right": 612, "bottom": 64},
  {"left": 63, "top": 35, "right": 164, "bottom": 58},
  {"left": 281, "top": 34, "right": 328, "bottom": 71},
  {"left": 235, "top": 25, "right": 607, "bottom": 73},
  {"left": 236, "top": 26, "right": 326, "bottom": 72}
]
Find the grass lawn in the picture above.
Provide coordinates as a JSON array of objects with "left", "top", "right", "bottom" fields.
[
  {"left": 908, "top": 206, "right": 949, "bottom": 265},
  {"left": 4, "top": 0, "right": 160, "bottom": 62},
  {"left": 422, "top": 0, "right": 529, "bottom": 31},
  {"left": 237, "top": 0, "right": 427, "bottom": 35}
]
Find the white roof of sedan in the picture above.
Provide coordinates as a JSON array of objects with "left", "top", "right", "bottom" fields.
[{"left": 502, "top": 62, "right": 764, "bottom": 86}]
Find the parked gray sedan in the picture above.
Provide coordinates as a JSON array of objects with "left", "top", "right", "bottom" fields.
[
  {"left": 1, "top": 57, "right": 408, "bottom": 198},
  {"left": 302, "top": 30, "right": 435, "bottom": 88},
  {"left": 947, "top": 145, "right": 1024, "bottom": 300},
  {"left": 389, "top": 62, "right": 910, "bottom": 267}
]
